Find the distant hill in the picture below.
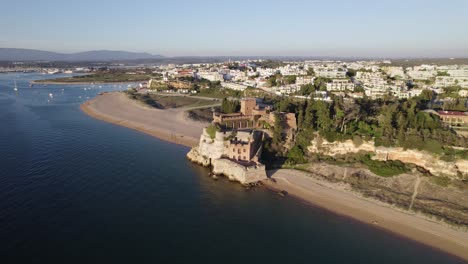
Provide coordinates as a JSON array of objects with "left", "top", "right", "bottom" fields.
[{"left": 0, "top": 48, "right": 163, "bottom": 61}]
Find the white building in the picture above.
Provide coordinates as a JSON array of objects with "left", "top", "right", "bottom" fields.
[
  {"left": 198, "top": 71, "right": 224, "bottom": 82},
  {"left": 315, "top": 70, "right": 347, "bottom": 78},
  {"left": 435, "top": 77, "right": 468, "bottom": 88},
  {"left": 382, "top": 66, "right": 405, "bottom": 78},
  {"left": 326, "top": 79, "right": 355, "bottom": 91},
  {"left": 296, "top": 76, "right": 314, "bottom": 85},
  {"left": 221, "top": 82, "right": 248, "bottom": 91},
  {"left": 406, "top": 70, "right": 437, "bottom": 80},
  {"left": 447, "top": 69, "right": 468, "bottom": 77},
  {"left": 458, "top": 89, "right": 468, "bottom": 97}
]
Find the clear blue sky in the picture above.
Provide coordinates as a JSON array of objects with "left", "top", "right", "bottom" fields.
[{"left": 1, "top": 0, "right": 467, "bottom": 57}]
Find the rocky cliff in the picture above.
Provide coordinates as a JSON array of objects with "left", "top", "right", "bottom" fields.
[{"left": 308, "top": 136, "right": 468, "bottom": 179}]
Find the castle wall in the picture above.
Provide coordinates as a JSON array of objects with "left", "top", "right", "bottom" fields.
[
  {"left": 187, "top": 128, "right": 267, "bottom": 184},
  {"left": 212, "top": 159, "right": 267, "bottom": 184}
]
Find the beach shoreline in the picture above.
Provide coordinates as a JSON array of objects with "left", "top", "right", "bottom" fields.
[
  {"left": 263, "top": 169, "right": 468, "bottom": 261},
  {"left": 80, "top": 92, "right": 468, "bottom": 261},
  {"left": 80, "top": 92, "right": 204, "bottom": 148}
]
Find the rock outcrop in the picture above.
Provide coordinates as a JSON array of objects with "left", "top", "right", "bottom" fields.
[
  {"left": 374, "top": 147, "right": 467, "bottom": 178},
  {"left": 308, "top": 136, "right": 468, "bottom": 179}
]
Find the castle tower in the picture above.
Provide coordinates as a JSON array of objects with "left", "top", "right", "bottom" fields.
[{"left": 240, "top": 98, "right": 256, "bottom": 116}]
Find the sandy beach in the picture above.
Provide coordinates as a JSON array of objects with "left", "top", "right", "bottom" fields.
[
  {"left": 81, "top": 92, "right": 207, "bottom": 147},
  {"left": 265, "top": 169, "right": 468, "bottom": 261},
  {"left": 81, "top": 92, "right": 468, "bottom": 261}
]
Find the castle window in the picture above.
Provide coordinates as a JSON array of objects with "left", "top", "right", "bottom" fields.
[{"left": 243, "top": 149, "right": 246, "bottom": 153}]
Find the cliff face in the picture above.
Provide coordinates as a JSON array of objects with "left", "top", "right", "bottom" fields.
[
  {"left": 187, "top": 129, "right": 267, "bottom": 184},
  {"left": 308, "top": 136, "right": 468, "bottom": 179},
  {"left": 374, "top": 147, "right": 467, "bottom": 178},
  {"left": 186, "top": 129, "right": 224, "bottom": 166},
  {"left": 300, "top": 163, "right": 468, "bottom": 226}
]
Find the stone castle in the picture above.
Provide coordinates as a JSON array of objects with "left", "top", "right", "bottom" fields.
[
  {"left": 188, "top": 98, "right": 296, "bottom": 184},
  {"left": 213, "top": 98, "right": 297, "bottom": 131}
]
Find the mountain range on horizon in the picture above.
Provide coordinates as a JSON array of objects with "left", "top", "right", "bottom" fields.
[
  {"left": 1, "top": 48, "right": 467, "bottom": 64},
  {"left": 0, "top": 48, "right": 164, "bottom": 61}
]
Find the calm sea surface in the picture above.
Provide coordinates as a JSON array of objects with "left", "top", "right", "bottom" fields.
[{"left": 0, "top": 73, "right": 464, "bottom": 263}]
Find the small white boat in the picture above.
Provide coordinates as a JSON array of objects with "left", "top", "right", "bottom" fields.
[
  {"left": 13, "top": 80, "right": 18, "bottom": 91},
  {"left": 49, "top": 93, "right": 53, "bottom": 98}
]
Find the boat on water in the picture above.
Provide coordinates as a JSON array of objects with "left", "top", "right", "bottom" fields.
[{"left": 13, "top": 80, "right": 18, "bottom": 91}]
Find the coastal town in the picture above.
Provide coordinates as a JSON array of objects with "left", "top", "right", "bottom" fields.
[
  {"left": 66, "top": 58, "right": 467, "bottom": 236},
  {"left": 7, "top": 58, "right": 467, "bottom": 132},
  {"left": 5, "top": 58, "right": 468, "bottom": 226},
  {"left": 139, "top": 59, "right": 468, "bottom": 98},
  {"left": 3, "top": 0, "right": 468, "bottom": 262}
]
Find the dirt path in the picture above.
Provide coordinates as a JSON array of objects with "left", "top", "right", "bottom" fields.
[{"left": 409, "top": 176, "right": 421, "bottom": 211}]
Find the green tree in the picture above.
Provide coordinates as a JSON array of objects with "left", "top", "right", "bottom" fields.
[
  {"left": 346, "top": 69, "right": 357, "bottom": 78},
  {"left": 314, "top": 101, "right": 332, "bottom": 132},
  {"left": 303, "top": 99, "right": 316, "bottom": 129},
  {"left": 220, "top": 98, "right": 240, "bottom": 113},
  {"left": 298, "top": 83, "right": 316, "bottom": 95},
  {"left": 287, "top": 145, "right": 306, "bottom": 164},
  {"left": 284, "top": 75, "right": 297, "bottom": 85},
  {"left": 272, "top": 113, "right": 285, "bottom": 145}
]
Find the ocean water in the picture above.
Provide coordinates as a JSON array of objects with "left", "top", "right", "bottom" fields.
[{"left": 0, "top": 73, "right": 464, "bottom": 263}]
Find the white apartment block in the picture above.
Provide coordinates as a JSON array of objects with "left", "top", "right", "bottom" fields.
[
  {"left": 365, "top": 89, "right": 388, "bottom": 99},
  {"left": 198, "top": 71, "right": 224, "bottom": 82},
  {"left": 229, "top": 70, "right": 248, "bottom": 82},
  {"left": 278, "top": 65, "right": 307, "bottom": 76},
  {"left": 256, "top": 68, "right": 277, "bottom": 78},
  {"left": 315, "top": 70, "right": 347, "bottom": 78},
  {"left": 382, "top": 66, "right": 405, "bottom": 78},
  {"left": 273, "top": 84, "right": 300, "bottom": 95},
  {"left": 406, "top": 70, "right": 437, "bottom": 80},
  {"left": 395, "top": 89, "right": 424, "bottom": 99},
  {"left": 326, "top": 79, "right": 355, "bottom": 92},
  {"left": 356, "top": 71, "right": 388, "bottom": 89},
  {"left": 435, "top": 77, "right": 468, "bottom": 88},
  {"left": 221, "top": 82, "right": 248, "bottom": 91},
  {"left": 447, "top": 69, "right": 468, "bottom": 77},
  {"left": 296, "top": 76, "right": 314, "bottom": 85}
]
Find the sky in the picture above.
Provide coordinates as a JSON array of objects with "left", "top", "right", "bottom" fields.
[{"left": 1, "top": 0, "right": 468, "bottom": 57}]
